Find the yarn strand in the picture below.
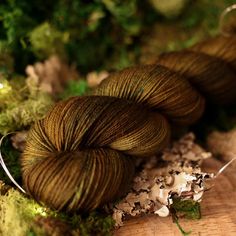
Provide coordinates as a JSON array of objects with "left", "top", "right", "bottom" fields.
[{"left": 22, "top": 35, "right": 236, "bottom": 212}]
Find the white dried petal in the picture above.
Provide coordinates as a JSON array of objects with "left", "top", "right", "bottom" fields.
[
  {"left": 154, "top": 205, "right": 169, "bottom": 217},
  {"left": 172, "top": 173, "right": 194, "bottom": 193},
  {"left": 149, "top": 183, "right": 170, "bottom": 205},
  {"left": 193, "top": 191, "right": 204, "bottom": 201},
  {"left": 201, "top": 152, "right": 212, "bottom": 159}
]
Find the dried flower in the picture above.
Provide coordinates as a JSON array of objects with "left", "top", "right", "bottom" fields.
[
  {"left": 87, "top": 70, "right": 109, "bottom": 88},
  {"left": 112, "top": 133, "right": 213, "bottom": 227},
  {"left": 26, "top": 55, "right": 79, "bottom": 95}
]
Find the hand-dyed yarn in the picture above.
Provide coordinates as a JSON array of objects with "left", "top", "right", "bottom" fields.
[{"left": 21, "top": 35, "right": 236, "bottom": 212}]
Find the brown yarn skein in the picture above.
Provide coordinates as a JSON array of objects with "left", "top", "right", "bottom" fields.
[{"left": 21, "top": 35, "right": 236, "bottom": 212}]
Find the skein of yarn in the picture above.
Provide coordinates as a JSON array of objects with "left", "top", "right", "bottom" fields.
[{"left": 21, "top": 35, "right": 236, "bottom": 212}]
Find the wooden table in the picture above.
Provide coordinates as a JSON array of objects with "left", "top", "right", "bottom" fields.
[{"left": 114, "top": 158, "right": 236, "bottom": 236}]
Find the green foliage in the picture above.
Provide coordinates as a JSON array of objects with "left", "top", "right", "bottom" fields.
[
  {"left": 0, "top": 0, "right": 156, "bottom": 73},
  {"left": 171, "top": 198, "right": 201, "bottom": 220},
  {"left": 102, "top": 0, "right": 141, "bottom": 35},
  {"left": 180, "top": 0, "right": 236, "bottom": 35},
  {"left": 170, "top": 198, "right": 201, "bottom": 236},
  {"left": 0, "top": 0, "right": 234, "bottom": 73},
  {"left": 60, "top": 80, "right": 89, "bottom": 100},
  {"left": 51, "top": 0, "right": 146, "bottom": 72},
  {"left": 29, "top": 22, "right": 69, "bottom": 59}
]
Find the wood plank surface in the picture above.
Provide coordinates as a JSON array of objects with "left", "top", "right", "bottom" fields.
[{"left": 114, "top": 158, "right": 236, "bottom": 236}]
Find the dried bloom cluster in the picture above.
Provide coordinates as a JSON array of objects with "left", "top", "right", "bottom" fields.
[
  {"left": 112, "top": 133, "right": 213, "bottom": 227},
  {"left": 86, "top": 70, "right": 109, "bottom": 88},
  {"left": 26, "top": 55, "right": 79, "bottom": 95}
]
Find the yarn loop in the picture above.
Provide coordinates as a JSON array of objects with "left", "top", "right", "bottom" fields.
[{"left": 22, "top": 35, "right": 236, "bottom": 212}]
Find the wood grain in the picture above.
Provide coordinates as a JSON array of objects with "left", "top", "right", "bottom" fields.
[{"left": 114, "top": 158, "right": 236, "bottom": 236}]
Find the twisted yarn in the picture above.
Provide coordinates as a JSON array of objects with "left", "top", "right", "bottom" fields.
[{"left": 21, "top": 35, "right": 236, "bottom": 212}]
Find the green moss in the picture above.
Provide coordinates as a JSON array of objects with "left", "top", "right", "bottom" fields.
[
  {"left": 169, "top": 198, "right": 201, "bottom": 236},
  {"left": 174, "top": 216, "right": 191, "bottom": 236},
  {"left": 0, "top": 189, "right": 48, "bottom": 236},
  {"left": 54, "top": 211, "right": 115, "bottom": 236},
  {"left": 0, "top": 137, "right": 21, "bottom": 185},
  {"left": 0, "top": 0, "right": 233, "bottom": 73},
  {"left": 0, "top": 93, "right": 53, "bottom": 135},
  {"left": 0, "top": 76, "right": 53, "bottom": 135},
  {"left": 171, "top": 198, "right": 201, "bottom": 220},
  {"left": 60, "top": 80, "right": 89, "bottom": 100},
  {"left": 29, "top": 22, "right": 69, "bottom": 59},
  {"left": 79, "top": 212, "right": 115, "bottom": 236},
  {"left": 0, "top": 186, "right": 114, "bottom": 236},
  {"left": 0, "top": 0, "right": 156, "bottom": 73}
]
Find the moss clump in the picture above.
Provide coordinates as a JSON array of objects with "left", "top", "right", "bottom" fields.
[
  {"left": 29, "top": 22, "right": 69, "bottom": 59},
  {"left": 0, "top": 186, "right": 115, "bottom": 236},
  {"left": 0, "top": 137, "right": 21, "bottom": 185},
  {"left": 0, "top": 76, "right": 53, "bottom": 135},
  {"left": 60, "top": 80, "right": 89, "bottom": 100},
  {"left": 0, "top": 93, "right": 53, "bottom": 134},
  {"left": 0, "top": 0, "right": 158, "bottom": 73},
  {"left": 77, "top": 212, "right": 115, "bottom": 236},
  {"left": 0, "top": 189, "right": 46, "bottom": 236},
  {"left": 170, "top": 198, "right": 201, "bottom": 236},
  {"left": 55, "top": 211, "right": 115, "bottom": 236},
  {"left": 171, "top": 198, "right": 201, "bottom": 220}
]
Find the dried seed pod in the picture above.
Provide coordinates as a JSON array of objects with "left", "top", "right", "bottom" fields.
[{"left": 21, "top": 35, "right": 236, "bottom": 212}]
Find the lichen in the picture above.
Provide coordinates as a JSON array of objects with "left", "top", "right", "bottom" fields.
[
  {"left": 60, "top": 80, "right": 89, "bottom": 99},
  {"left": 0, "top": 184, "right": 115, "bottom": 236},
  {"left": 0, "top": 189, "right": 47, "bottom": 236},
  {"left": 0, "top": 93, "right": 52, "bottom": 135},
  {"left": 0, "top": 77, "right": 53, "bottom": 135},
  {"left": 112, "top": 133, "right": 211, "bottom": 227}
]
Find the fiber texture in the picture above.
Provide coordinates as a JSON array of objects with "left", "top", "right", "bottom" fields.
[{"left": 21, "top": 35, "right": 236, "bottom": 212}]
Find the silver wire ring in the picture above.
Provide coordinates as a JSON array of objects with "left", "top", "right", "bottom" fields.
[
  {"left": 0, "top": 133, "right": 26, "bottom": 193},
  {"left": 219, "top": 4, "right": 236, "bottom": 37}
]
